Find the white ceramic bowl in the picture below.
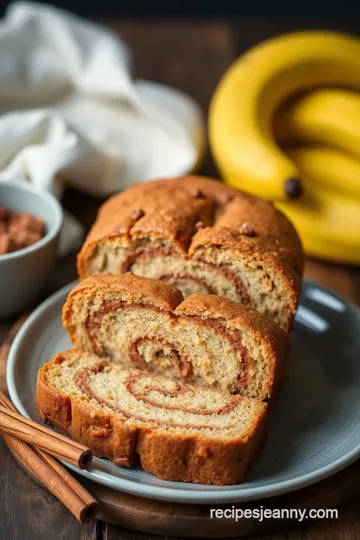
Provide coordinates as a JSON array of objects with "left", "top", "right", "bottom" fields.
[{"left": 0, "top": 180, "right": 63, "bottom": 319}]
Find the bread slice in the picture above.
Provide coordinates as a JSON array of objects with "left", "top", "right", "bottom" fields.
[
  {"left": 62, "top": 273, "right": 290, "bottom": 400},
  {"left": 37, "top": 349, "right": 268, "bottom": 485},
  {"left": 77, "top": 176, "right": 304, "bottom": 331}
]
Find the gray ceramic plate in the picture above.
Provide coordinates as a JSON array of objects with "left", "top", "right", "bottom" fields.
[{"left": 6, "top": 279, "right": 360, "bottom": 504}]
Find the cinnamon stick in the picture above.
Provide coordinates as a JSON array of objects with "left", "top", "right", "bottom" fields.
[
  {"left": 0, "top": 404, "right": 93, "bottom": 469},
  {"left": 0, "top": 391, "right": 98, "bottom": 522}
]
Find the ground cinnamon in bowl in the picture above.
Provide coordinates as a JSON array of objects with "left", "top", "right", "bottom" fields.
[{"left": 0, "top": 206, "right": 45, "bottom": 255}]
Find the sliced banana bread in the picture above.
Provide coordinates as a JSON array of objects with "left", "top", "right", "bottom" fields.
[
  {"left": 62, "top": 273, "right": 290, "bottom": 400},
  {"left": 37, "top": 349, "right": 268, "bottom": 485},
  {"left": 77, "top": 176, "right": 303, "bottom": 331}
]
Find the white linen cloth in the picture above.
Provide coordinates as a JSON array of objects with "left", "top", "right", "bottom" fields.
[{"left": 0, "top": 2, "right": 205, "bottom": 255}]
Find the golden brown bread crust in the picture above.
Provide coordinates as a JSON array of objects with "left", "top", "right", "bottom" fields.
[
  {"left": 62, "top": 274, "right": 290, "bottom": 400},
  {"left": 65, "top": 272, "right": 184, "bottom": 313},
  {"left": 76, "top": 176, "right": 304, "bottom": 332},
  {"left": 78, "top": 175, "right": 303, "bottom": 273},
  {"left": 78, "top": 176, "right": 301, "bottom": 262},
  {"left": 36, "top": 352, "right": 268, "bottom": 485}
]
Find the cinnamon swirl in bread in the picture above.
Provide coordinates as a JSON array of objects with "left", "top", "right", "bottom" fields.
[
  {"left": 62, "top": 274, "right": 290, "bottom": 400},
  {"left": 37, "top": 349, "right": 268, "bottom": 485},
  {"left": 77, "top": 176, "right": 303, "bottom": 332}
]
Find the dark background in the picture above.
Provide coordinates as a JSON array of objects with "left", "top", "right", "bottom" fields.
[{"left": 0, "top": 0, "right": 359, "bottom": 16}]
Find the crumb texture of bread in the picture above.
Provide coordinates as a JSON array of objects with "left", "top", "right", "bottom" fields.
[
  {"left": 36, "top": 350, "right": 268, "bottom": 485},
  {"left": 77, "top": 176, "right": 304, "bottom": 332},
  {"left": 62, "top": 274, "right": 290, "bottom": 400}
]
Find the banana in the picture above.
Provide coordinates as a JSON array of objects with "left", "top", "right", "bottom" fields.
[
  {"left": 277, "top": 187, "right": 360, "bottom": 264},
  {"left": 284, "top": 146, "right": 360, "bottom": 200},
  {"left": 279, "top": 145, "right": 360, "bottom": 263},
  {"left": 209, "top": 31, "right": 360, "bottom": 201},
  {"left": 276, "top": 89, "right": 360, "bottom": 162}
]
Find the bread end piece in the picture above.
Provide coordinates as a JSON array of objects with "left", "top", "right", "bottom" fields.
[{"left": 37, "top": 350, "right": 268, "bottom": 485}]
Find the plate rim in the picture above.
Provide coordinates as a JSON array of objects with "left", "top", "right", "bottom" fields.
[{"left": 6, "top": 278, "right": 360, "bottom": 504}]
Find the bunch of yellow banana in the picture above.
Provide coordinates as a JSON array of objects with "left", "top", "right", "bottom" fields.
[{"left": 209, "top": 31, "right": 360, "bottom": 264}]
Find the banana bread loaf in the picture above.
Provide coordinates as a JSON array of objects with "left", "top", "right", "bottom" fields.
[
  {"left": 37, "top": 349, "right": 268, "bottom": 485},
  {"left": 62, "top": 273, "right": 290, "bottom": 400},
  {"left": 77, "top": 176, "right": 303, "bottom": 332}
]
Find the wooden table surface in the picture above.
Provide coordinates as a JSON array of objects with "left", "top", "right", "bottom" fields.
[{"left": 1, "top": 17, "right": 360, "bottom": 540}]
